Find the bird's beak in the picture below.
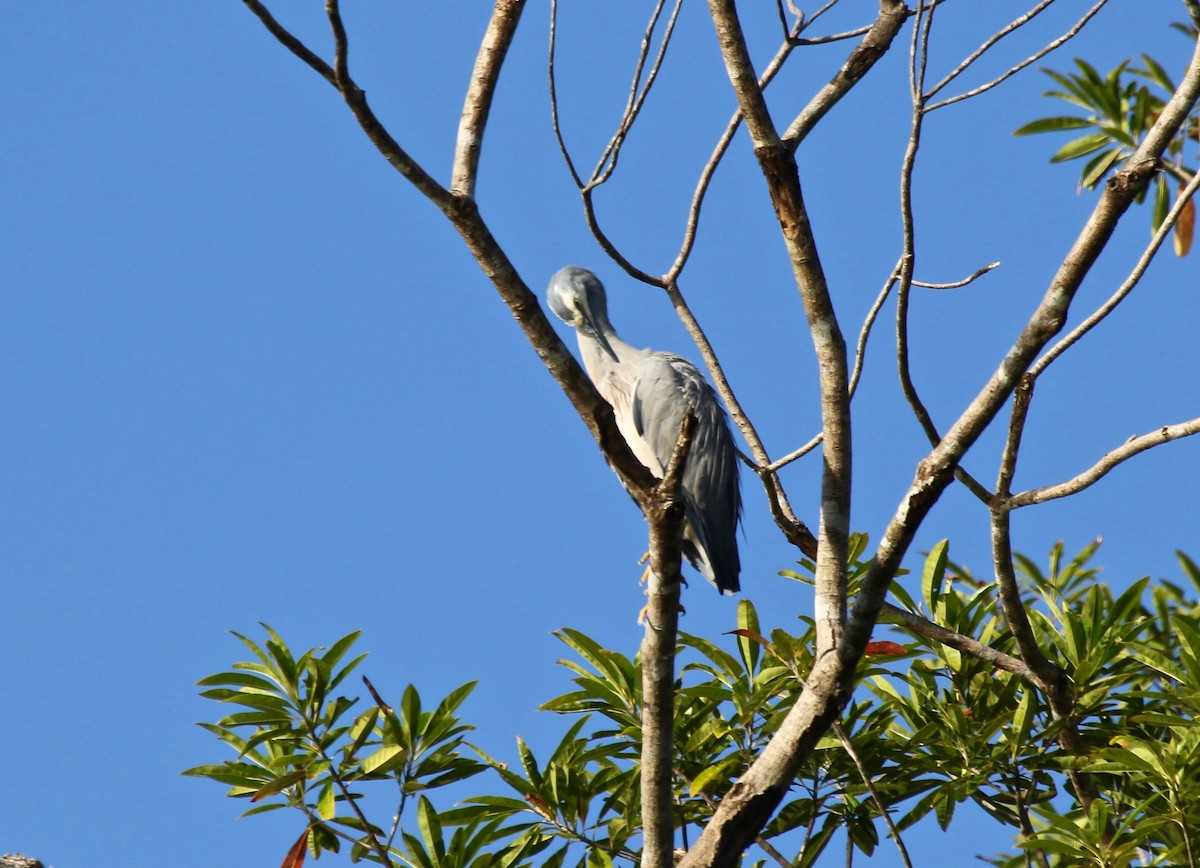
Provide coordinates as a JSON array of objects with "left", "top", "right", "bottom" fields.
[{"left": 579, "top": 306, "right": 619, "bottom": 362}]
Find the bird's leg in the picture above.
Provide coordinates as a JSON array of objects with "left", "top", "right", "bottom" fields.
[{"left": 638, "top": 558, "right": 687, "bottom": 625}]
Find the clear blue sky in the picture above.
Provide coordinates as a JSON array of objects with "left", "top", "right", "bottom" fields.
[{"left": 2, "top": 3, "right": 1196, "bottom": 866}]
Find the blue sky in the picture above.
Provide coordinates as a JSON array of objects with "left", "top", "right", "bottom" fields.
[{"left": 3, "top": 3, "right": 1197, "bottom": 866}]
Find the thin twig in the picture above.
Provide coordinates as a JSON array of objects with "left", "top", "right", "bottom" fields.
[
  {"left": 925, "top": 0, "right": 1110, "bottom": 113},
  {"left": 833, "top": 721, "right": 913, "bottom": 868},
  {"left": 924, "top": 0, "right": 1057, "bottom": 100},
  {"left": 912, "top": 261, "right": 1000, "bottom": 289},
  {"left": 1009, "top": 417, "right": 1200, "bottom": 508},
  {"left": 791, "top": 25, "right": 872, "bottom": 46},
  {"left": 1032, "top": 167, "right": 1200, "bottom": 377},
  {"left": 241, "top": 0, "right": 337, "bottom": 86},
  {"left": 894, "top": 4, "right": 994, "bottom": 506},
  {"left": 547, "top": 0, "right": 585, "bottom": 189},
  {"left": 879, "top": 602, "right": 1035, "bottom": 679},
  {"left": 590, "top": 0, "right": 683, "bottom": 188}
]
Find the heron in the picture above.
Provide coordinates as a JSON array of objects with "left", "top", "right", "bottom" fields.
[{"left": 547, "top": 265, "right": 742, "bottom": 594}]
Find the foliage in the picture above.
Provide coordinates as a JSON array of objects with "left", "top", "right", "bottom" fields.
[
  {"left": 188, "top": 543, "right": 1200, "bottom": 867},
  {"left": 1015, "top": 26, "right": 1200, "bottom": 254}
]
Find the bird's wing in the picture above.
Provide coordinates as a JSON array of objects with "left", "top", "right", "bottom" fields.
[{"left": 630, "top": 354, "right": 742, "bottom": 588}]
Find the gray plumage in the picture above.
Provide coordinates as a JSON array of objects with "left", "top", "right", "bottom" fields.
[{"left": 547, "top": 265, "right": 742, "bottom": 594}]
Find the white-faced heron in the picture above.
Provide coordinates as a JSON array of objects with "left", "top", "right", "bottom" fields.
[{"left": 547, "top": 265, "right": 742, "bottom": 594}]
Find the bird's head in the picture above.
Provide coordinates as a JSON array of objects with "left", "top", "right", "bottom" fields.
[{"left": 547, "top": 266, "right": 618, "bottom": 360}]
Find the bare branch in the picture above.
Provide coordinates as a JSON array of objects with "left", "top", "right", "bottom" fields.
[
  {"left": 663, "top": 278, "right": 818, "bottom": 557},
  {"left": 1009, "top": 417, "right": 1200, "bottom": 508},
  {"left": 895, "top": 3, "right": 937, "bottom": 445},
  {"left": 707, "top": 0, "right": 851, "bottom": 659},
  {"left": 925, "top": 0, "right": 1110, "bottom": 113},
  {"left": 782, "top": 0, "right": 908, "bottom": 147},
  {"left": 707, "top": 0, "right": 782, "bottom": 149},
  {"left": 878, "top": 602, "right": 1035, "bottom": 679},
  {"left": 833, "top": 721, "right": 913, "bottom": 868},
  {"left": 452, "top": 0, "right": 526, "bottom": 199},
  {"left": 669, "top": 20, "right": 803, "bottom": 280},
  {"left": 547, "top": 0, "right": 585, "bottom": 189},
  {"left": 640, "top": 411, "right": 695, "bottom": 868},
  {"left": 893, "top": 6, "right": 993, "bottom": 506},
  {"left": 924, "top": 0, "right": 1056, "bottom": 100},
  {"left": 590, "top": 0, "right": 683, "bottom": 188},
  {"left": 1032, "top": 167, "right": 1200, "bottom": 377},
  {"left": 912, "top": 261, "right": 1000, "bottom": 289},
  {"left": 326, "top": 0, "right": 350, "bottom": 90},
  {"left": 791, "top": 25, "right": 872, "bottom": 46},
  {"left": 241, "top": 0, "right": 337, "bottom": 87}
]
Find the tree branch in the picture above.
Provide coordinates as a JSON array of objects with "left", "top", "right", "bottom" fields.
[
  {"left": 878, "top": 602, "right": 1035, "bottom": 679},
  {"left": 640, "top": 411, "right": 696, "bottom": 868},
  {"left": 452, "top": 0, "right": 526, "bottom": 199},
  {"left": 1031, "top": 166, "right": 1200, "bottom": 378},
  {"left": 925, "top": 0, "right": 1111, "bottom": 113},
  {"left": 1008, "top": 417, "right": 1200, "bottom": 508},
  {"left": 706, "top": 0, "right": 851, "bottom": 663},
  {"left": 833, "top": 721, "right": 913, "bottom": 868},
  {"left": 781, "top": 0, "right": 908, "bottom": 147},
  {"left": 241, "top": 0, "right": 337, "bottom": 86}
]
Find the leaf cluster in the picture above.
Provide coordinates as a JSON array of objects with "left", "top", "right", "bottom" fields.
[
  {"left": 1015, "top": 40, "right": 1199, "bottom": 255},
  {"left": 187, "top": 543, "right": 1200, "bottom": 868}
]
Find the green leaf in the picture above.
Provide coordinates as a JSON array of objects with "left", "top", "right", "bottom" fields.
[
  {"left": 251, "top": 767, "right": 309, "bottom": 802},
  {"left": 362, "top": 744, "right": 406, "bottom": 775},
  {"left": 736, "top": 599, "right": 762, "bottom": 674},
  {"left": 1013, "top": 115, "right": 1094, "bottom": 136},
  {"left": 1050, "top": 133, "right": 1111, "bottom": 163},
  {"left": 317, "top": 781, "right": 336, "bottom": 820},
  {"left": 922, "top": 540, "right": 949, "bottom": 620},
  {"left": 689, "top": 757, "right": 740, "bottom": 796},
  {"left": 417, "top": 796, "right": 446, "bottom": 863}
]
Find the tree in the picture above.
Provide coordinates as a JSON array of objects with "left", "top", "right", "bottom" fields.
[{"left": 188, "top": 2, "right": 1200, "bottom": 866}]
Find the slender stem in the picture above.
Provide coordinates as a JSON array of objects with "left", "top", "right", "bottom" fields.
[
  {"left": 241, "top": 0, "right": 337, "bottom": 86},
  {"left": 924, "top": 0, "right": 1056, "bottom": 99},
  {"left": 833, "top": 722, "right": 912, "bottom": 868},
  {"left": 926, "top": 0, "right": 1111, "bottom": 113},
  {"left": 879, "top": 602, "right": 1035, "bottom": 679},
  {"left": 782, "top": 0, "right": 908, "bottom": 147},
  {"left": 913, "top": 261, "right": 1000, "bottom": 289},
  {"left": 589, "top": 0, "right": 683, "bottom": 188},
  {"left": 547, "top": 0, "right": 585, "bottom": 189},
  {"left": 1008, "top": 416, "right": 1200, "bottom": 508},
  {"left": 1032, "top": 167, "right": 1200, "bottom": 377}
]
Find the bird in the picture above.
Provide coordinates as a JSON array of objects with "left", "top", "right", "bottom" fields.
[{"left": 546, "top": 265, "right": 742, "bottom": 594}]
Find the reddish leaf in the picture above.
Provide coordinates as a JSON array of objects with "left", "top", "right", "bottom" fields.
[
  {"left": 726, "top": 628, "right": 782, "bottom": 661},
  {"left": 363, "top": 676, "right": 394, "bottom": 714},
  {"left": 1175, "top": 186, "right": 1195, "bottom": 257},
  {"left": 280, "top": 828, "right": 309, "bottom": 868},
  {"left": 524, "top": 794, "right": 553, "bottom": 819},
  {"left": 864, "top": 641, "right": 907, "bottom": 657}
]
